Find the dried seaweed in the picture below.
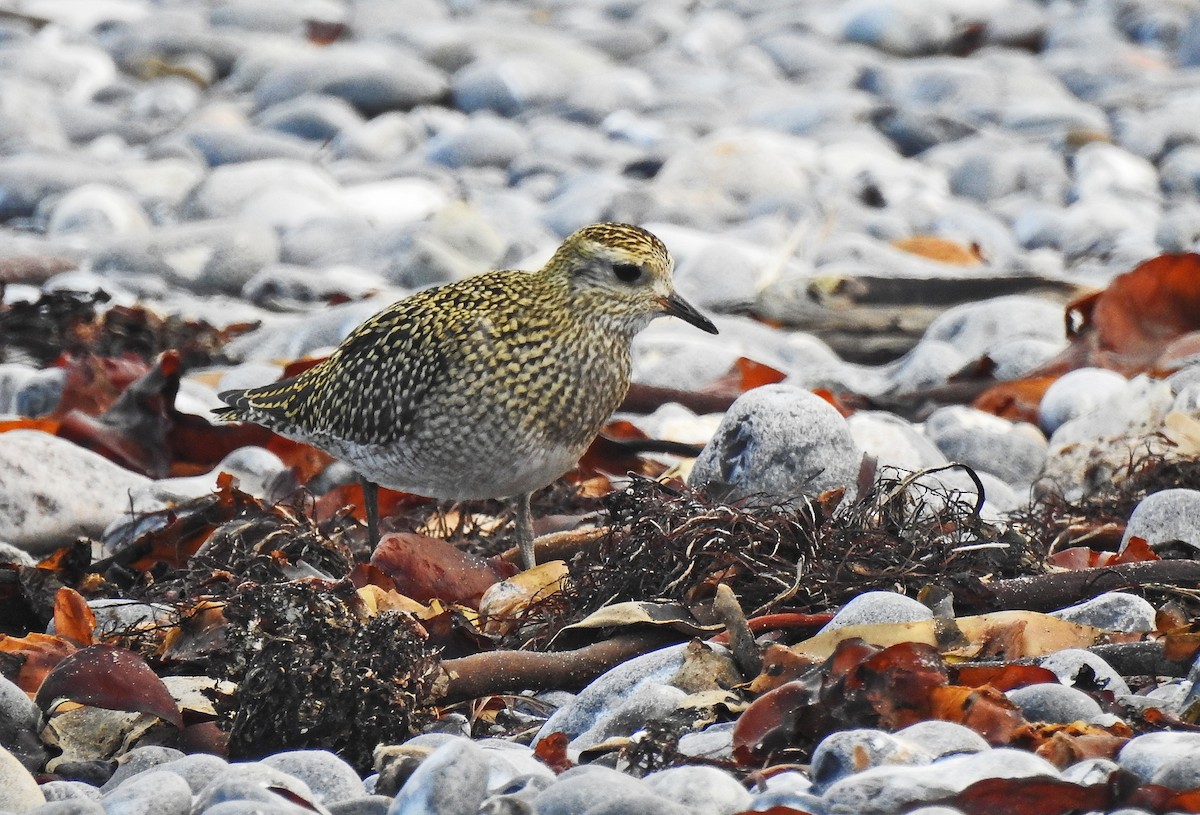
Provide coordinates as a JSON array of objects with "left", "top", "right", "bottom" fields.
[
  {"left": 209, "top": 580, "right": 437, "bottom": 772},
  {"left": 0, "top": 289, "right": 255, "bottom": 368},
  {"left": 516, "top": 470, "right": 1040, "bottom": 646}
]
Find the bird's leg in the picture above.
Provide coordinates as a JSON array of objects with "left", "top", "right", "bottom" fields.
[
  {"left": 514, "top": 491, "right": 536, "bottom": 570},
  {"left": 361, "top": 478, "right": 381, "bottom": 545}
]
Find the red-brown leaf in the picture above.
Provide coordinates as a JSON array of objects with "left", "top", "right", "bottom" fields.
[{"left": 35, "top": 644, "right": 183, "bottom": 727}]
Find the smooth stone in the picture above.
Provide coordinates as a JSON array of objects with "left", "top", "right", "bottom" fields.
[
  {"left": 1061, "top": 758, "right": 1120, "bottom": 786},
  {"left": 24, "top": 801, "right": 104, "bottom": 815},
  {"left": 98, "top": 770, "right": 190, "bottom": 815},
  {"left": 839, "top": 0, "right": 955, "bottom": 56},
  {"left": 0, "top": 155, "right": 114, "bottom": 221},
  {"left": 821, "top": 748, "right": 1059, "bottom": 815},
  {"left": 42, "top": 184, "right": 151, "bottom": 237},
  {"left": 676, "top": 723, "right": 735, "bottom": 761},
  {"left": 1038, "top": 649, "right": 1131, "bottom": 696},
  {"left": 847, "top": 410, "right": 948, "bottom": 472},
  {"left": 1120, "top": 488, "right": 1200, "bottom": 554},
  {"left": 920, "top": 296, "right": 1067, "bottom": 363},
  {"left": 1049, "top": 592, "right": 1156, "bottom": 634},
  {"left": 221, "top": 299, "right": 387, "bottom": 363},
  {"left": 641, "top": 766, "right": 751, "bottom": 815},
  {"left": 241, "top": 263, "right": 384, "bottom": 309},
  {"left": 474, "top": 741, "right": 555, "bottom": 790},
  {"left": 388, "top": 738, "right": 488, "bottom": 815},
  {"left": 0, "top": 744, "right": 45, "bottom": 812},
  {"left": 261, "top": 750, "right": 364, "bottom": 805},
  {"left": 894, "top": 721, "right": 990, "bottom": 759},
  {"left": 1005, "top": 683, "right": 1105, "bottom": 725},
  {"left": 1150, "top": 749, "right": 1200, "bottom": 791},
  {"left": 580, "top": 794, "right": 689, "bottom": 815},
  {"left": 256, "top": 95, "right": 365, "bottom": 142},
  {"left": 327, "top": 796, "right": 393, "bottom": 815},
  {"left": 0, "top": 430, "right": 161, "bottom": 554},
  {"left": 192, "top": 763, "right": 322, "bottom": 812},
  {"left": 452, "top": 56, "right": 571, "bottom": 118},
  {"left": 688, "top": 384, "right": 862, "bottom": 503},
  {"left": 34, "top": 781, "right": 100, "bottom": 803},
  {"left": 923, "top": 406, "right": 1047, "bottom": 487},
  {"left": 200, "top": 803, "right": 312, "bottom": 815},
  {"left": 1038, "top": 368, "right": 1130, "bottom": 434},
  {"left": 531, "top": 767, "right": 658, "bottom": 815},
  {"left": 0, "top": 541, "right": 36, "bottom": 566},
  {"left": 426, "top": 115, "right": 529, "bottom": 169},
  {"left": 180, "top": 159, "right": 343, "bottom": 225},
  {"left": 811, "top": 729, "right": 934, "bottom": 792},
  {"left": 92, "top": 219, "right": 281, "bottom": 295},
  {"left": 176, "top": 123, "right": 316, "bottom": 167},
  {"left": 885, "top": 340, "right": 967, "bottom": 393},
  {"left": 823, "top": 591, "right": 932, "bottom": 631},
  {"left": 534, "top": 643, "right": 694, "bottom": 750},
  {"left": 100, "top": 746, "right": 184, "bottom": 792},
  {"left": 132, "top": 753, "right": 229, "bottom": 794},
  {"left": 251, "top": 45, "right": 448, "bottom": 115},
  {"left": 1070, "top": 142, "right": 1159, "bottom": 203},
  {"left": 0, "top": 672, "right": 40, "bottom": 734},
  {"left": 154, "top": 446, "right": 288, "bottom": 501},
  {"left": 1117, "top": 732, "right": 1200, "bottom": 781}
]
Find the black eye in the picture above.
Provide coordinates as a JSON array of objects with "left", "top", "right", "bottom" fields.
[{"left": 612, "top": 262, "right": 642, "bottom": 283}]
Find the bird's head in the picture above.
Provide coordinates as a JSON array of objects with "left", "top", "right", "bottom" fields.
[{"left": 543, "top": 222, "right": 718, "bottom": 336}]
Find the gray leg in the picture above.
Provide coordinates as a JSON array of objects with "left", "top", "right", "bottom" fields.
[
  {"left": 515, "top": 492, "right": 536, "bottom": 570},
  {"left": 362, "top": 479, "right": 380, "bottom": 545}
]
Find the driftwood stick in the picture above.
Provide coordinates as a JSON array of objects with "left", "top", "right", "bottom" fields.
[{"left": 433, "top": 630, "right": 680, "bottom": 703}]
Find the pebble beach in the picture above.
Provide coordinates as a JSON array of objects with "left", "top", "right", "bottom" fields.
[{"left": 3, "top": 1, "right": 1200, "bottom": 814}]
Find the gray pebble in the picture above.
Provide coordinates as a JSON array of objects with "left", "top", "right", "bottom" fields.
[
  {"left": 193, "top": 763, "right": 321, "bottom": 812},
  {"left": 261, "top": 750, "right": 364, "bottom": 805},
  {"left": 98, "top": 770, "right": 190, "bottom": 815},
  {"left": 25, "top": 801, "right": 105, "bottom": 815},
  {"left": 1005, "top": 683, "right": 1105, "bottom": 725},
  {"left": 389, "top": 738, "right": 489, "bottom": 815},
  {"left": 642, "top": 765, "right": 751, "bottom": 815},
  {"left": 811, "top": 729, "right": 933, "bottom": 792},
  {"left": 923, "top": 406, "right": 1046, "bottom": 487},
  {"left": 847, "top": 411, "right": 948, "bottom": 472},
  {"left": 427, "top": 115, "right": 529, "bottom": 170},
  {"left": 1118, "top": 732, "right": 1200, "bottom": 781},
  {"left": 100, "top": 746, "right": 185, "bottom": 792},
  {"left": 328, "top": 795, "right": 394, "bottom": 815},
  {"left": 823, "top": 591, "right": 932, "bottom": 631},
  {"left": 1038, "top": 648, "right": 1131, "bottom": 696},
  {"left": 531, "top": 766, "right": 657, "bottom": 815},
  {"left": 894, "top": 721, "right": 990, "bottom": 760},
  {"left": 1120, "top": 488, "right": 1200, "bottom": 554},
  {"left": 688, "top": 384, "right": 862, "bottom": 503}
]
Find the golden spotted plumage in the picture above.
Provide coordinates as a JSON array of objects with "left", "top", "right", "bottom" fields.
[{"left": 216, "top": 223, "right": 717, "bottom": 568}]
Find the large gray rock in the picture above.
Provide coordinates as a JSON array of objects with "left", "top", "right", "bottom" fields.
[
  {"left": 689, "top": 385, "right": 862, "bottom": 502},
  {"left": 1120, "top": 488, "right": 1200, "bottom": 554},
  {"left": 0, "top": 744, "right": 45, "bottom": 813},
  {"left": 0, "top": 431, "right": 164, "bottom": 555}
]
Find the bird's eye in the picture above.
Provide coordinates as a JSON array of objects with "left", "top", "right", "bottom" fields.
[{"left": 612, "top": 262, "right": 643, "bottom": 283}]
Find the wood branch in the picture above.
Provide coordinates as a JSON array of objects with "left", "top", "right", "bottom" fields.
[
  {"left": 947, "top": 560, "right": 1200, "bottom": 613},
  {"left": 432, "top": 630, "right": 681, "bottom": 704}
]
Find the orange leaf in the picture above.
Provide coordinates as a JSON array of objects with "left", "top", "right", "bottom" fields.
[
  {"left": 0, "top": 632, "right": 78, "bottom": 694},
  {"left": 973, "top": 375, "right": 1059, "bottom": 423},
  {"left": 891, "top": 235, "right": 984, "bottom": 265},
  {"left": 52, "top": 587, "right": 95, "bottom": 647}
]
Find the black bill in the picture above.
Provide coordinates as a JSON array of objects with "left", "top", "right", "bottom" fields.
[{"left": 658, "top": 292, "right": 719, "bottom": 334}]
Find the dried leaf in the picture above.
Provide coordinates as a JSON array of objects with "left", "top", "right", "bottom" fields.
[
  {"left": 52, "top": 587, "right": 95, "bottom": 647},
  {"left": 370, "top": 533, "right": 505, "bottom": 608},
  {"left": 891, "top": 235, "right": 984, "bottom": 266},
  {"left": 0, "top": 632, "right": 77, "bottom": 693},
  {"left": 35, "top": 644, "right": 183, "bottom": 727},
  {"left": 561, "top": 601, "right": 723, "bottom": 638},
  {"left": 938, "top": 776, "right": 1112, "bottom": 815},
  {"left": 478, "top": 561, "right": 569, "bottom": 636}
]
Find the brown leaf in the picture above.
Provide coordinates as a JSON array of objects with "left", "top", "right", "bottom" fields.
[
  {"left": 533, "top": 732, "right": 574, "bottom": 774},
  {"left": 370, "top": 532, "right": 505, "bottom": 608},
  {"left": 973, "top": 375, "right": 1059, "bottom": 423},
  {"left": 938, "top": 776, "right": 1112, "bottom": 815},
  {"left": 953, "top": 664, "right": 1059, "bottom": 692},
  {"left": 35, "top": 644, "right": 182, "bottom": 727}
]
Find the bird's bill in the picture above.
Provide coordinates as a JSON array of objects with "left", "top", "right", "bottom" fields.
[{"left": 658, "top": 292, "right": 719, "bottom": 334}]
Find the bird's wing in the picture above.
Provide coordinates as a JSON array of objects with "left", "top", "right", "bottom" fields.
[{"left": 216, "top": 288, "right": 484, "bottom": 443}]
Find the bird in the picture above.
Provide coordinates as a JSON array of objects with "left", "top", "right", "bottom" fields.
[{"left": 215, "top": 222, "right": 719, "bottom": 570}]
